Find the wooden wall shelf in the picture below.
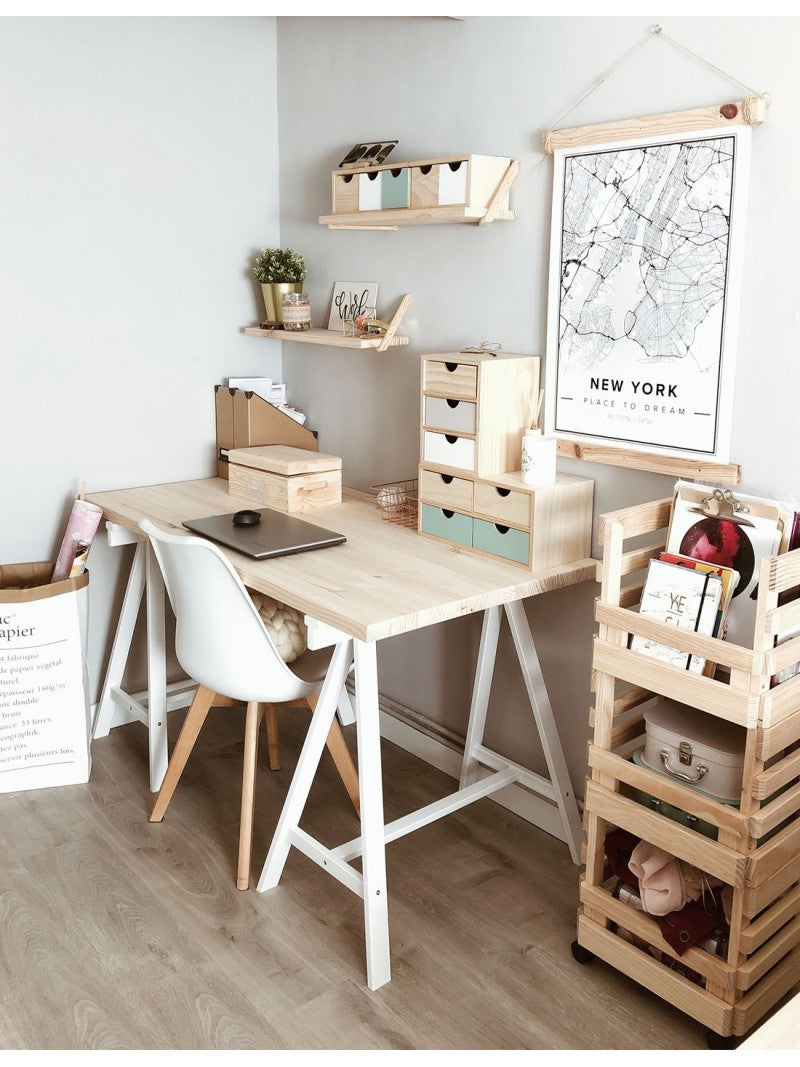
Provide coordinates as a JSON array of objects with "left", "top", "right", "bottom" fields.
[
  {"left": 244, "top": 326, "right": 408, "bottom": 350},
  {"left": 245, "top": 295, "right": 412, "bottom": 353},
  {"left": 320, "top": 154, "right": 518, "bottom": 231}
]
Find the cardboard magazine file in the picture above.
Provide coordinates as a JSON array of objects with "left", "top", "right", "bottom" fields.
[
  {"left": 214, "top": 386, "right": 317, "bottom": 479},
  {"left": 0, "top": 563, "right": 92, "bottom": 793}
]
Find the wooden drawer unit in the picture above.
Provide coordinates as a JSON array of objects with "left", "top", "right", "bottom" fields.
[
  {"left": 419, "top": 468, "right": 473, "bottom": 513},
  {"left": 417, "top": 350, "right": 594, "bottom": 571},
  {"left": 322, "top": 154, "right": 517, "bottom": 228},
  {"left": 422, "top": 430, "right": 476, "bottom": 473},
  {"left": 423, "top": 396, "right": 477, "bottom": 435},
  {"left": 473, "top": 481, "right": 531, "bottom": 527},
  {"left": 421, "top": 351, "right": 539, "bottom": 477}
]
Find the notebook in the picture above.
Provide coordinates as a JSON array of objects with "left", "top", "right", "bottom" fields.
[{"left": 183, "top": 509, "right": 346, "bottom": 560}]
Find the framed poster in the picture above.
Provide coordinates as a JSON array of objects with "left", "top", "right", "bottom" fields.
[{"left": 545, "top": 126, "right": 751, "bottom": 463}]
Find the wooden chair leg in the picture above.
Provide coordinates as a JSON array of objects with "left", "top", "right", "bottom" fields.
[
  {"left": 237, "top": 700, "right": 263, "bottom": 891},
  {"left": 150, "top": 684, "right": 216, "bottom": 822},
  {"left": 308, "top": 692, "right": 360, "bottom": 818},
  {"left": 264, "top": 703, "right": 281, "bottom": 771}
]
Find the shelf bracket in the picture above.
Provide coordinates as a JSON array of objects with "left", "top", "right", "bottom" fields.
[
  {"left": 478, "top": 159, "right": 520, "bottom": 227},
  {"left": 377, "top": 295, "right": 413, "bottom": 353}
]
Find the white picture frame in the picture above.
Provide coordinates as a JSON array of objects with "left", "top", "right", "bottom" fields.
[
  {"left": 544, "top": 126, "right": 751, "bottom": 463},
  {"left": 327, "top": 281, "right": 379, "bottom": 332}
]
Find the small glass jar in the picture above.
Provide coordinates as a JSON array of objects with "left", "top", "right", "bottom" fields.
[{"left": 282, "top": 291, "right": 311, "bottom": 331}]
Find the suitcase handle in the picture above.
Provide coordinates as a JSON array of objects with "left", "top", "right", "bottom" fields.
[{"left": 660, "top": 750, "right": 708, "bottom": 783}]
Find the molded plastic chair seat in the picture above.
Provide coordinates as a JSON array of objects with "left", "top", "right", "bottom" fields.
[{"left": 139, "top": 519, "right": 360, "bottom": 890}]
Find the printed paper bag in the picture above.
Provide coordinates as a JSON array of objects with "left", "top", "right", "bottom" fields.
[{"left": 0, "top": 563, "right": 91, "bottom": 793}]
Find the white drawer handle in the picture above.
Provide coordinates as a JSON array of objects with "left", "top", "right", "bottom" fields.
[{"left": 659, "top": 750, "right": 708, "bottom": 783}]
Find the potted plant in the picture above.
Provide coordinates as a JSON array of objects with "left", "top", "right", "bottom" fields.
[{"left": 252, "top": 247, "right": 307, "bottom": 326}]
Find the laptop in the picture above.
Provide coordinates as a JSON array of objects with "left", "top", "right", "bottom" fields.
[{"left": 182, "top": 508, "right": 346, "bottom": 560}]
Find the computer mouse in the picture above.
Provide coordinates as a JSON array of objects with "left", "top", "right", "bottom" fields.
[{"left": 232, "top": 509, "right": 261, "bottom": 527}]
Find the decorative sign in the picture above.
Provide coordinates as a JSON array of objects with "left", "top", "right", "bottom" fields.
[
  {"left": 545, "top": 127, "right": 751, "bottom": 462},
  {"left": 328, "top": 281, "right": 379, "bottom": 332}
]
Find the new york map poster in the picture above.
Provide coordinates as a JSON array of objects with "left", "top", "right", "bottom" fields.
[{"left": 545, "top": 127, "right": 750, "bottom": 461}]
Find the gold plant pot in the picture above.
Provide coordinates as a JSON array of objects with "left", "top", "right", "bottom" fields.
[{"left": 261, "top": 282, "right": 303, "bottom": 326}]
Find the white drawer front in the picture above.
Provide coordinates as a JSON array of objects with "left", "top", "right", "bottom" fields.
[
  {"left": 358, "top": 172, "right": 382, "bottom": 210},
  {"left": 423, "top": 431, "right": 476, "bottom": 473},
  {"left": 424, "top": 396, "right": 477, "bottom": 434},
  {"left": 438, "top": 160, "right": 468, "bottom": 205}
]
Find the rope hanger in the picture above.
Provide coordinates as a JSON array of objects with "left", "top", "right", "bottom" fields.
[{"left": 541, "top": 24, "right": 770, "bottom": 160}]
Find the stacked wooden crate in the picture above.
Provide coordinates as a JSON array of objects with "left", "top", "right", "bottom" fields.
[{"left": 577, "top": 497, "right": 800, "bottom": 1044}]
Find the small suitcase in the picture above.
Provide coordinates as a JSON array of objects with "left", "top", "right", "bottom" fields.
[
  {"left": 640, "top": 696, "right": 745, "bottom": 803},
  {"left": 629, "top": 750, "right": 730, "bottom": 839}
]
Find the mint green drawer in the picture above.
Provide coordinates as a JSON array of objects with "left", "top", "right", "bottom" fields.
[
  {"left": 381, "top": 167, "right": 409, "bottom": 209},
  {"left": 420, "top": 504, "right": 473, "bottom": 548},
  {"left": 472, "top": 518, "right": 530, "bottom": 565}
]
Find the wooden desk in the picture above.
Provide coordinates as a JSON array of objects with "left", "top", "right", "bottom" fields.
[{"left": 87, "top": 477, "right": 596, "bottom": 990}]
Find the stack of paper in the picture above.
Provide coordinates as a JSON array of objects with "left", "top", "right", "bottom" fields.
[{"left": 226, "top": 378, "right": 306, "bottom": 424}]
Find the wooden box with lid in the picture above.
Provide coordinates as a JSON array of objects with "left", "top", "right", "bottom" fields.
[{"left": 228, "top": 445, "right": 341, "bottom": 514}]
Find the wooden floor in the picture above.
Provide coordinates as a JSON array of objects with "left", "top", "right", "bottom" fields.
[{"left": 0, "top": 706, "right": 710, "bottom": 1050}]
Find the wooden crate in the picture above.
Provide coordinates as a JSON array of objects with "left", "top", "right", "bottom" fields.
[{"left": 578, "top": 497, "right": 800, "bottom": 1041}]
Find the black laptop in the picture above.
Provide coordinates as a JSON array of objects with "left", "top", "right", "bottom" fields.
[{"left": 182, "top": 508, "right": 346, "bottom": 560}]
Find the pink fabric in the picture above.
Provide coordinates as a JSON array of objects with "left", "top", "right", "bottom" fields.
[{"left": 628, "top": 841, "right": 702, "bottom": 916}]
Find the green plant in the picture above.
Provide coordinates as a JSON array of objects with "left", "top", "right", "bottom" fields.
[{"left": 252, "top": 247, "right": 307, "bottom": 284}]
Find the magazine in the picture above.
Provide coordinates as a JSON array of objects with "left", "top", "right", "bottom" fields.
[{"left": 631, "top": 559, "right": 723, "bottom": 675}]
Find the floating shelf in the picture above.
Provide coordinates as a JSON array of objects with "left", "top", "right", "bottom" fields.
[
  {"left": 245, "top": 295, "right": 412, "bottom": 352},
  {"left": 320, "top": 155, "right": 519, "bottom": 231},
  {"left": 319, "top": 205, "right": 515, "bottom": 230},
  {"left": 244, "top": 326, "right": 408, "bottom": 350}
]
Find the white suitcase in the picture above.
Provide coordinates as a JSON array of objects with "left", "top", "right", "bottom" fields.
[{"left": 640, "top": 697, "right": 745, "bottom": 803}]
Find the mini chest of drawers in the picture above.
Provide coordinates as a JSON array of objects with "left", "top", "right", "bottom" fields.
[{"left": 418, "top": 352, "right": 594, "bottom": 570}]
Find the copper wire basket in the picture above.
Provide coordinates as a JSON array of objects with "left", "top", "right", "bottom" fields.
[{"left": 370, "top": 478, "right": 419, "bottom": 529}]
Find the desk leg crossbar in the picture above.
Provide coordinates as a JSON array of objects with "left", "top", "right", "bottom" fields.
[{"left": 256, "top": 603, "right": 582, "bottom": 991}]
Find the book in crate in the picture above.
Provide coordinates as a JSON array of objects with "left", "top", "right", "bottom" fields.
[{"left": 631, "top": 558, "right": 724, "bottom": 675}]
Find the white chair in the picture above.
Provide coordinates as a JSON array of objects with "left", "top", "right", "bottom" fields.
[{"left": 139, "top": 519, "right": 360, "bottom": 890}]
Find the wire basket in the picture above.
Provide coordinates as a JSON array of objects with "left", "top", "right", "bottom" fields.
[{"left": 370, "top": 478, "right": 418, "bottom": 529}]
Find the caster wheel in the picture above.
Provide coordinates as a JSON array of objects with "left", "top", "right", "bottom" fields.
[
  {"left": 571, "top": 939, "right": 595, "bottom": 965},
  {"left": 705, "top": 1030, "right": 738, "bottom": 1050}
]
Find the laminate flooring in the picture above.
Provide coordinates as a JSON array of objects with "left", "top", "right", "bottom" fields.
[{"left": 0, "top": 705, "right": 710, "bottom": 1050}]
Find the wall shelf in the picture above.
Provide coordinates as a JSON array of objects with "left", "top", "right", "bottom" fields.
[
  {"left": 244, "top": 326, "right": 408, "bottom": 350},
  {"left": 320, "top": 155, "right": 519, "bottom": 231},
  {"left": 245, "top": 295, "right": 412, "bottom": 352}
]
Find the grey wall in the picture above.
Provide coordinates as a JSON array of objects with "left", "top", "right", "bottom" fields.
[
  {"left": 1, "top": 17, "right": 282, "bottom": 689},
  {"left": 276, "top": 16, "right": 800, "bottom": 790}
]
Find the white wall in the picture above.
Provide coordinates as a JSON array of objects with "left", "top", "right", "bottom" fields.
[
  {"left": 1, "top": 17, "right": 281, "bottom": 691},
  {"left": 276, "top": 16, "right": 800, "bottom": 790}
]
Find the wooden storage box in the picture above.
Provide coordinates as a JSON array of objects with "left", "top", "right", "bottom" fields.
[
  {"left": 228, "top": 445, "right": 341, "bottom": 513},
  {"left": 578, "top": 496, "right": 800, "bottom": 1041},
  {"left": 417, "top": 351, "right": 594, "bottom": 570},
  {"left": 323, "top": 154, "right": 516, "bottom": 227}
]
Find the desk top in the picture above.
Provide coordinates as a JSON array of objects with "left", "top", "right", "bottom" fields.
[{"left": 87, "top": 478, "right": 597, "bottom": 643}]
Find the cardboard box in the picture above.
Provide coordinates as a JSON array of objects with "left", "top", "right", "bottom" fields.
[{"left": 214, "top": 387, "right": 318, "bottom": 480}]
